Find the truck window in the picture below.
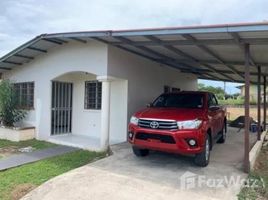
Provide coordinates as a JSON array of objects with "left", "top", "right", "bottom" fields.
[
  {"left": 152, "top": 93, "right": 204, "bottom": 108},
  {"left": 212, "top": 95, "right": 218, "bottom": 106},
  {"left": 208, "top": 94, "right": 218, "bottom": 107}
]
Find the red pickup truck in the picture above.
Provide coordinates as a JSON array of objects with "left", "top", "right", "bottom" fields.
[{"left": 128, "top": 91, "right": 227, "bottom": 167}]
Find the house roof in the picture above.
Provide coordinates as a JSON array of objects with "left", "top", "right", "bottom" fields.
[
  {"left": 236, "top": 85, "right": 244, "bottom": 89},
  {"left": 1, "top": 22, "right": 268, "bottom": 83}
]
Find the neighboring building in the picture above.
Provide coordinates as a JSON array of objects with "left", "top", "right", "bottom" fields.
[
  {"left": 0, "top": 33, "right": 197, "bottom": 150},
  {"left": 236, "top": 84, "right": 258, "bottom": 102},
  {"left": 236, "top": 84, "right": 267, "bottom": 102}
]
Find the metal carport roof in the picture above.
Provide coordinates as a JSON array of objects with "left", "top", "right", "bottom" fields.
[{"left": 1, "top": 22, "right": 268, "bottom": 84}]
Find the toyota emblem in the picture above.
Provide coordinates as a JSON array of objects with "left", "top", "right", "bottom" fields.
[{"left": 150, "top": 121, "right": 159, "bottom": 129}]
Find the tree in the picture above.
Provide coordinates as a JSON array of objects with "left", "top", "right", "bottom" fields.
[
  {"left": 0, "top": 80, "right": 26, "bottom": 127},
  {"left": 232, "top": 93, "right": 240, "bottom": 99},
  {"left": 198, "top": 83, "right": 225, "bottom": 100}
]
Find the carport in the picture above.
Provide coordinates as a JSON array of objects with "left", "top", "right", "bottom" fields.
[
  {"left": 93, "top": 22, "right": 267, "bottom": 173},
  {"left": 1, "top": 22, "right": 268, "bottom": 173}
]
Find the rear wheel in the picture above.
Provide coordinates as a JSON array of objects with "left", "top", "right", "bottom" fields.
[
  {"left": 194, "top": 134, "right": 210, "bottom": 167},
  {"left": 217, "top": 121, "right": 227, "bottom": 144},
  {"left": 132, "top": 146, "right": 149, "bottom": 157}
]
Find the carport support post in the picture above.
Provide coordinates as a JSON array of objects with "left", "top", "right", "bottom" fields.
[
  {"left": 244, "top": 43, "right": 250, "bottom": 173},
  {"left": 257, "top": 66, "right": 261, "bottom": 141},
  {"left": 98, "top": 76, "right": 112, "bottom": 151},
  {"left": 263, "top": 76, "right": 267, "bottom": 131}
]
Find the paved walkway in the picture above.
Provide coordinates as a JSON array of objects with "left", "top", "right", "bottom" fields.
[{"left": 0, "top": 146, "right": 77, "bottom": 171}]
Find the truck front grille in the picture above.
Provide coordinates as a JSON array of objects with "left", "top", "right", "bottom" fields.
[
  {"left": 138, "top": 119, "right": 178, "bottom": 130},
  {"left": 135, "top": 132, "right": 176, "bottom": 144}
]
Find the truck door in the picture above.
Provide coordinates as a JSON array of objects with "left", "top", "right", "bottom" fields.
[
  {"left": 211, "top": 94, "right": 223, "bottom": 133},
  {"left": 208, "top": 94, "right": 221, "bottom": 137}
]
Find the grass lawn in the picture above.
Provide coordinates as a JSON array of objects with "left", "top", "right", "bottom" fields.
[
  {"left": 0, "top": 139, "right": 56, "bottom": 150},
  {"left": 0, "top": 149, "right": 106, "bottom": 200},
  {"left": 0, "top": 139, "right": 58, "bottom": 160},
  {"left": 238, "top": 144, "right": 268, "bottom": 200}
]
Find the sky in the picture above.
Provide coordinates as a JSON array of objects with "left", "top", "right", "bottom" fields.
[
  {"left": 0, "top": 0, "right": 267, "bottom": 93},
  {"left": 198, "top": 80, "right": 242, "bottom": 94}
]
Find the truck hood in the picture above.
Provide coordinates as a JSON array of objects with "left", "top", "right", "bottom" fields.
[{"left": 135, "top": 107, "right": 205, "bottom": 121}]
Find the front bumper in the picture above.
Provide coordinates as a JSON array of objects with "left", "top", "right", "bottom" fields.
[{"left": 128, "top": 124, "right": 206, "bottom": 155}]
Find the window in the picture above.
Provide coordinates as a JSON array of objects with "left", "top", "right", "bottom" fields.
[
  {"left": 171, "top": 87, "right": 180, "bottom": 92},
  {"left": 85, "top": 81, "right": 102, "bottom": 109},
  {"left": 14, "top": 82, "right": 34, "bottom": 109},
  {"left": 164, "top": 86, "right": 180, "bottom": 93},
  {"left": 208, "top": 94, "right": 218, "bottom": 107},
  {"left": 164, "top": 86, "right": 170, "bottom": 93},
  {"left": 212, "top": 95, "right": 218, "bottom": 106}
]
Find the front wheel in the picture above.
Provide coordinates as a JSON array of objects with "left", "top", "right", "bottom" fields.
[
  {"left": 132, "top": 146, "right": 149, "bottom": 157},
  {"left": 194, "top": 134, "right": 210, "bottom": 167}
]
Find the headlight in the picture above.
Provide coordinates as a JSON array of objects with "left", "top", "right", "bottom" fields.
[
  {"left": 130, "top": 116, "right": 139, "bottom": 125},
  {"left": 177, "top": 119, "right": 202, "bottom": 130}
]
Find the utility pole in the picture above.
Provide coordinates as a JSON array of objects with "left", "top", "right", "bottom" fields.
[{"left": 224, "top": 81, "right": 226, "bottom": 99}]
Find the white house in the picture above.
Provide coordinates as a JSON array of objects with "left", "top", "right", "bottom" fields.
[{"left": 0, "top": 31, "right": 197, "bottom": 150}]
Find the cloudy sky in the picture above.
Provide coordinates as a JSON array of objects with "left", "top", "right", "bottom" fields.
[{"left": 1, "top": 0, "right": 268, "bottom": 92}]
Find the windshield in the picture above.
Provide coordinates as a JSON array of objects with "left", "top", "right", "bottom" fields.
[{"left": 152, "top": 93, "right": 204, "bottom": 108}]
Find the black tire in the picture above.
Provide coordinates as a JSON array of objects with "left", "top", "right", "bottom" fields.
[
  {"left": 217, "top": 121, "right": 227, "bottom": 144},
  {"left": 132, "top": 146, "right": 149, "bottom": 157},
  {"left": 194, "top": 134, "right": 210, "bottom": 167}
]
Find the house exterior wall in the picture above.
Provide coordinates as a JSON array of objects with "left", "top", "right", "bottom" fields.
[
  {"left": 2, "top": 41, "right": 197, "bottom": 146},
  {"left": 109, "top": 79, "right": 128, "bottom": 144},
  {"left": 107, "top": 45, "right": 198, "bottom": 138},
  {"left": 3, "top": 41, "right": 108, "bottom": 140},
  {"left": 53, "top": 72, "right": 102, "bottom": 139}
]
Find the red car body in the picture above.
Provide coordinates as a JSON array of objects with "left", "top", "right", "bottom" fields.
[{"left": 128, "top": 91, "right": 226, "bottom": 156}]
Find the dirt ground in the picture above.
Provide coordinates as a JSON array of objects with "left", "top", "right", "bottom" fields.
[
  {"left": 226, "top": 107, "right": 268, "bottom": 122},
  {"left": 11, "top": 184, "right": 36, "bottom": 200},
  {"left": 0, "top": 146, "right": 20, "bottom": 159}
]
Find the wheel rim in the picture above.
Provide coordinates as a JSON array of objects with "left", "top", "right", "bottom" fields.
[{"left": 205, "top": 138, "right": 210, "bottom": 161}]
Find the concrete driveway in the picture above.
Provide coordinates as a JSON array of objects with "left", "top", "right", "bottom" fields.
[{"left": 22, "top": 127, "right": 256, "bottom": 200}]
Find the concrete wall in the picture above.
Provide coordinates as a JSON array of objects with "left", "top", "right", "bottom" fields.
[
  {"left": 3, "top": 41, "right": 108, "bottom": 140},
  {"left": 109, "top": 79, "right": 128, "bottom": 144},
  {"left": 107, "top": 45, "right": 197, "bottom": 121}
]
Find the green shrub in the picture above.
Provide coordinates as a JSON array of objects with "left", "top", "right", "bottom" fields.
[
  {"left": 249, "top": 99, "right": 257, "bottom": 105},
  {"left": 219, "top": 96, "right": 258, "bottom": 106},
  {"left": 0, "top": 80, "right": 26, "bottom": 127},
  {"left": 218, "top": 98, "right": 244, "bottom": 106}
]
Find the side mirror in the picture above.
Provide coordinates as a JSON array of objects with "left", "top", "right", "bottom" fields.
[
  {"left": 146, "top": 103, "right": 152, "bottom": 107},
  {"left": 209, "top": 106, "right": 219, "bottom": 111}
]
